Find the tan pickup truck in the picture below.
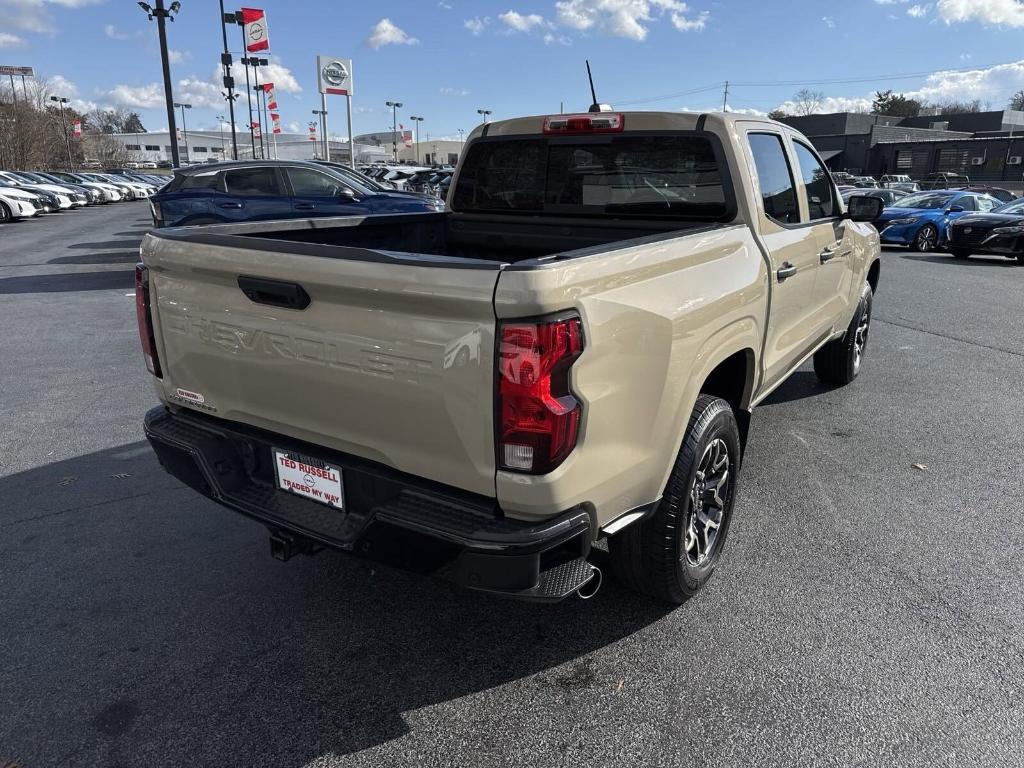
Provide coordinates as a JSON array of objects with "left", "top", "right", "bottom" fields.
[{"left": 137, "top": 111, "right": 883, "bottom": 604}]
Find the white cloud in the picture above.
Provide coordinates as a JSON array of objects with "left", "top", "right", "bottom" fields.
[
  {"left": 822, "top": 15, "right": 836, "bottom": 28},
  {"left": 555, "top": 0, "right": 709, "bottom": 40},
  {"left": 499, "top": 9, "right": 548, "bottom": 31},
  {"left": 438, "top": 0, "right": 452, "bottom": 7},
  {"left": 907, "top": 4, "right": 929, "bottom": 17},
  {"left": 287, "top": 121, "right": 300, "bottom": 133},
  {"left": 225, "top": 60, "right": 301, "bottom": 93},
  {"left": 104, "top": 23, "right": 130, "bottom": 40},
  {"left": 440, "top": 86, "right": 470, "bottom": 96},
  {"left": 366, "top": 18, "right": 419, "bottom": 48},
  {"left": 936, "top": 0, "right": 1024, "bottom": 26},
  {"left": 465, "top": 16, "right": 490, "bottom": 33},
  {"left": 167, "top": 49, "right": 190, "bottom": 64},
  {"left": 774, "top": 95, "right": 875, "bottom": 114},
  {"left": 544, "top": 31, "right": 573, "bottom": 44},
  {"left": 0, "top": 0, "right": 105, "bottom": 37},
  {"left": 107, "top": 83, "right": 165, "bottom": 109},
  {"left": 0, "top": 31, "right": 26, "bottom": 47}
]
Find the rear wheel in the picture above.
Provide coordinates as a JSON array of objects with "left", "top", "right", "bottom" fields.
[
  {"left": 609, "top": 394, "right": 741, "bottom": 604},
  {"left": 951, "top": 249, "right": 971, "bottom": 260},
  {"left": 814, "top": 283, "right": 873, "bottom": 386},
  {"left": 0, "top": 201, "right": 10, "bottom": 224},
  {"left": 911, "top": 224, "right": 938, "bottom": 252}
]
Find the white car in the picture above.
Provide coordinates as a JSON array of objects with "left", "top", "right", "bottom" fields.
[
  {"left": 0, "top": 171, "right": 80, "bottom": 207},
  {"left": 0, "top": 192, "right": 40, "bottom": 222}
]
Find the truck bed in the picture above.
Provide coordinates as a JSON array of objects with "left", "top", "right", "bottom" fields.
[{"left": 151, "top": 211, "right": 723, "bottom": 266}]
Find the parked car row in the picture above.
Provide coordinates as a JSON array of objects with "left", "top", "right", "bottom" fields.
[{"left": 0, "top": 168, "right": 169, "bottom": 224}]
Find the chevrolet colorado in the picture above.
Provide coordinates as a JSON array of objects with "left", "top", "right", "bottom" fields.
[{"left": 138, "top": 111, "right": 883, "bottom": 604}]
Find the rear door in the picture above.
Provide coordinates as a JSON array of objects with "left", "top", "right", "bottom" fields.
[
  {"left": 219, "top": 166, "right": 291, "bottom": 222},
  {"left": 744, "top": 130, "right": 830, "bottom": 389},
  {"left": 283, "top": 166, "right": 368, "bottom": 218},
  {"left": 144, "top": 230, "right": 501, "bottom": 497}
]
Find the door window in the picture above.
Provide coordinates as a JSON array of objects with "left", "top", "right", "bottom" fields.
[
  {"left": 223, "top": 167, "right": 282, "bottom": 196},
  {"left": 792, "top": 142, "right": 836, "bottom": 220},
  {"left": 956, "top": 195, "right": 977, "bottom": 211},
  {"left": 286, "top": 167, "right": 349, "bottom": 197},
  {"left": 975, "top": 195, "right": 998, "bottom": 212},
  {"left": 747, "top": 133, "right": 799, "bottom": 225}
]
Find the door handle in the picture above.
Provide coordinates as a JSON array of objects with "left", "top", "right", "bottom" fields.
[
  {"left": 218, "top": 201, "right": 243, "bottom": 210},
  {"left": 819, "top": 247, "right": 836, "bottom": 263},
  {"left": 777, "top": 262, "right": 797, "bottom": 281},
  {"left": 294, "top": 202, "right": 316, "bottom": 210}
]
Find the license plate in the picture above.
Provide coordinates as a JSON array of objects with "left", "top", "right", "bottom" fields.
[{"left": 273, "top": 449, "right": 344, "bottom": 510}]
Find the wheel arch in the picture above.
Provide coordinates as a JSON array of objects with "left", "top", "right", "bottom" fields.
[{"left": 867, "top": 258, "right": 880, "bottom": 294}]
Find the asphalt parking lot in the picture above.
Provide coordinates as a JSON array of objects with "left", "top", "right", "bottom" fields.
[{"left": 1, "top": 205, "right": 1023, "bottom": 768}]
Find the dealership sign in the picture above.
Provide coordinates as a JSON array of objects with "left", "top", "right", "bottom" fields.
[
  {"left": 317, "top": 56, "right": 352, "bottom": 96},
  {"left": 0, "top": 65, "right": 34, "bottom": 77}
]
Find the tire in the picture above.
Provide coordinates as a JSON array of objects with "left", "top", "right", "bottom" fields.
[
  {"left": 0, "top": 201, "right": 10, "bottom": 224},
  {"left": 609, "top": 394, "right": 741, "bottom": 604},
  {"left": 951, "top": 249, "right": 971, "bottom": 260},
  {"left": 910, "top": 224, "right": 938, "bottom": 253},
  {"left": 1017, "top": 253, "right": 1024, "bottom": 265},
  {"left": 814, "top": 283, "right": 873, "bottom": 386}
]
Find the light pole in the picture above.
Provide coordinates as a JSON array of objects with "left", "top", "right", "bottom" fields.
[
  {"left": 137, "top": 1, "right": 182, "bottom": 168},
  {"left": 49, "top": 95, "right": 74, "bottom": 171},
  {"left": 174, "top": 102, "right": 191, "bottom": 163},
  {"left": 385, "top": 100, "right": 402, "bottom": 162},
  {"left": 218, "top": 0, "right": 239, "bottom": 160},
  {"left": 409, "top": 116, "right": 424, "bottom": 165},
  {"left": 216, "top": 114, "right": 226, "bottom": 159},
  {"left": 313, "top": 109, "right": 327, "bottom": 161},
  {"left": 242, "top": 56, "right": 268, "bottom": 158},
  {"left": 477, "top": 108, "right": 492, "bottom": 124}
]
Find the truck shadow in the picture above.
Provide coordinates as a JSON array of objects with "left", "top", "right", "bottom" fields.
[
  {"left": 760, "top": 370, "right": 832, "bottom": 406},
  {"left": 0, "top": 270, "right": 135, "bottom": 294},
  {"left": 1, "top": 442, "right": 674, "bottom": 765}
]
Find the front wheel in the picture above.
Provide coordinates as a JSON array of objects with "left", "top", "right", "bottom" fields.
[
  {"left": 609, "top": 394, "right": 741, "bottom": 604},
  {"left": 911, "top": 224, "right": 938, "bottom": 253},
  {"left": 814, "top": 283, "right": 873, "bottom": 386},
  {"left": 0, "top": 201, "right": 10, "bottom": 224}
]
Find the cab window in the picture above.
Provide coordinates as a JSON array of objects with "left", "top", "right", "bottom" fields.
[
  {"left": 747, "top": 133, "right": 799, "bottom": 225},
  {"left": 223, "top": 167, "right": 283, "bottom": 197},
  {"left": 792, "top": 141, "right": 836, "bottom": 220}
]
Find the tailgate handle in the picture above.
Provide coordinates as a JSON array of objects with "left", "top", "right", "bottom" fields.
[{"left": 237, "top": 276, "right": 311, "bottom": 310}]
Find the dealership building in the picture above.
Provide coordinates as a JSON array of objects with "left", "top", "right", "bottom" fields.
[
  {"left": 107, "top": 129, "right": 465, "bottom": 167},
  {"left": 780, "top": 109, "right": 1024, "bottom": 189}
]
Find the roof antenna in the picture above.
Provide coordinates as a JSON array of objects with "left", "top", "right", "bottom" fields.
[{"left": 586, "top": 60, "right": 612, "bottom": 113}]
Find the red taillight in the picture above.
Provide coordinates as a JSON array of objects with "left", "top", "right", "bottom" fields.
[
  {"left": 542, "top": 113, "right": 624, "bottom": 135},
  {"left": 498, "top": 315, "right": 584, "bottom": 474},
  {"left": 135, "top": 263, "right": 162, "bottom": 378}
]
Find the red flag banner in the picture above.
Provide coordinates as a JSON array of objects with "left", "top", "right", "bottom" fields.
[
  {"left": 251, "top": 121, "right": 262, "bottom": 139},
  {"left": 241, "top": 8, "right": 270, "bottom": 52},
  {"left": 308, "top": 124, "right": 317, "bottom": 141},
  {"left": 271, "top": 112, "right": 281, "bottom": 134},
  {"left": 72, "top": 120, "right": 82, "bottom": 138},
  {"left": 262, "top": 82, "right": 278, "bottom": 110}
]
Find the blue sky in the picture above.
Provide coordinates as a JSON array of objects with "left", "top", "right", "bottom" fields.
[{"left": 3, "top": 0, "right": 1024, "bottom": 138}]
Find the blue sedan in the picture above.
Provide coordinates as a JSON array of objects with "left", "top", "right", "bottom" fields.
[
  {"left": 150, "top": 160, "right": 444, "bottom": 228},
  {"left": 874, "top": 189, "right": 1002, "bottom": 252}
]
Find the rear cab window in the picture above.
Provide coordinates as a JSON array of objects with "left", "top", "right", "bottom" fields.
[{"left": 451, "top": 134, "right": 734, "bottom": 221}]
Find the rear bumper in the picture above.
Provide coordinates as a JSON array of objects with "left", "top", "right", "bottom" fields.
[{"left": 144, "top": 406, "right": 597, "bottom": 601}]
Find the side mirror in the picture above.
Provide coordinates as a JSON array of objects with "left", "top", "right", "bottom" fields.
[
  {"left": 337, "top": 187, "right": 360, "bottom": 201},
  {"left": 845, "top": 195, "right": 884, "bottom": 223},
  {"left": 946, "top": 205, "right": 964, "bottom": 213}
]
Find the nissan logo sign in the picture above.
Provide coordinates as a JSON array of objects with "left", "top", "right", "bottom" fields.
[{"left": 322, "top": 61, "right": 348, "bottom": 87}]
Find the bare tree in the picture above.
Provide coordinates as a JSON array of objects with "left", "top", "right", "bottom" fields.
[
  {"left": 1009, "top": 90, "right": 1024, "bottom": 112},
  {"left": 792, "top": 89, "right": 826, "bottom": 116}
]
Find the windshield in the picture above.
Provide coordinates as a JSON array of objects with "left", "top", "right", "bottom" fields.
[
  {"left": 994, "top": 199, "right": 1024, "bottom": 214},
  {"left": 893, "top": 192, "right": 955, "bottom": 209},
  {"left": 452, "top": 134, "right": 731, "bottom": 220}
]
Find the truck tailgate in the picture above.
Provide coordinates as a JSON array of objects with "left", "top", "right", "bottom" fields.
[{"left": 142, "top": 232, "right": 501, "bottom": 497}]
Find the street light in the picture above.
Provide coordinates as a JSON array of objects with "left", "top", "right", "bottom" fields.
[
  {"left": 409, "top": 116, "right": 424, "bottom": 165},
  {"left": 216, "top": 114, "right": 226, "bottom": 158},
  {"left": 138, "top": 0, "right": 182, "bottom": 168},
  {"left": 173, "top": 102, "right": 191, "bottom": 163},
  {"left": 385, "top": 100, "right": 402, "bottom": 162},
  {"left": 242, "top": 55, "right": 268, "bottom": 158},
  {"left": 49, "top": 95, "right": 74, "bottom": 171},
  {"left": 313, "top": 109, "right": 328, "bottom": 161},
  {"left": 477, "top": 108, "right": 492, "bottom": 124}
]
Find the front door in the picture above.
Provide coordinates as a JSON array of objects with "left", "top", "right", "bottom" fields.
[
  {"left": 744, "top": 130, "right": 831, "bottom": 392},
  {"left": 284, "top": 166, "right": 367, "bottom": 219}
]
